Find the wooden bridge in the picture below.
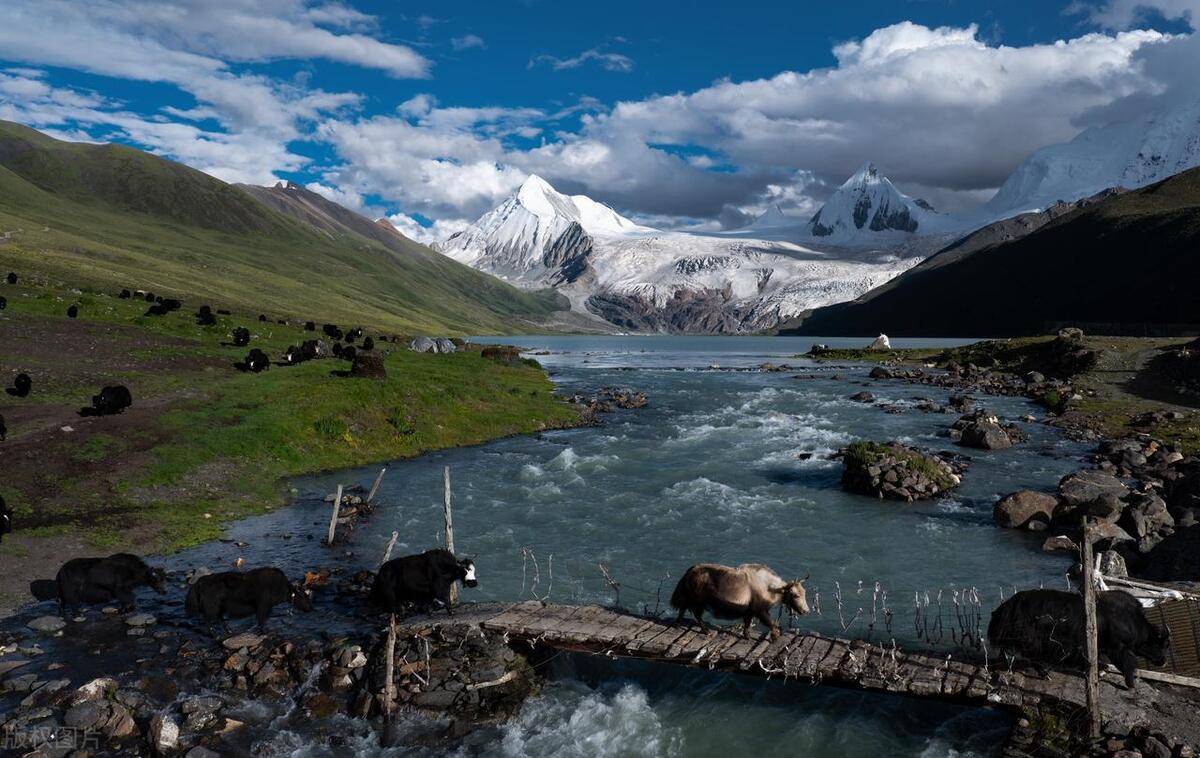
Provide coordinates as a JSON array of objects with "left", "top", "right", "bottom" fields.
[{"left": 401, "top": 600, "right": 1170, "bottom": 725}]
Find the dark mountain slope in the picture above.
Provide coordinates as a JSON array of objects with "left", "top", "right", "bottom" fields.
[{"left": 785, "top": 171, "right": 1200, "bottom": 337}]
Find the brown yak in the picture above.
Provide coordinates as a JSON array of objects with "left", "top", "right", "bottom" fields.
[{"left": 671, "top": 563, "right": 810, "bottom": 640}]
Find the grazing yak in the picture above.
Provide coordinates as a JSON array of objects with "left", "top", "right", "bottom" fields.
[
  {"left": 361, "top": 336, "right": 375, "bottom": 352},
  {"left": 66, "top": 304, "right": 78, "bottom": 318},
  {"left": 119, "top": 289, "right": 131, "bottom": 299},
  {"left": 258, "top": 314, "right": 268, "bottom": 322},
  {"left": 80, "top": 385, "right": 133, "bottom": 417},
  {"left": 988, "top": 589, "right": 1170, "bottom": 687},
  {"left": 31, "top": 553, "right": 167, "bottom": 615},
  {"left": 6, "top": 272, "right": 16, "bottom": 285},
  {"left": 671, "top": 563, "right": 810, "bottom": 640},
  {"left": 323, "top": 324, "right": 344, "bottom": 341},
  {"left": 185, "top": 567, "right": 313, "bottom": 634},
  {"left": 305, "top": 321, "right": 316, "bottom": 331},
  {"left": 1, "top": 495, "right": 12, "bottom": 543},
  {"left": 144, "top": 292, "right": 156, "bottom": 302},
  {"left": 196, "top": 305, "right": 216, "bottom": 326},
  {"left": 6, "top": 373, "right": 32, "bottom": 398},
  {"left": 238, "top": 348, "right": 270, "bottom": 373},
  {"left": 370, "top": 549, "right": 477, "bottom": 616},
  {"left": 341, "top": 345, "right": 357, "bottom": 363},
  {"left": 231, "top": 327, "right": 250, "bottom": 347}
]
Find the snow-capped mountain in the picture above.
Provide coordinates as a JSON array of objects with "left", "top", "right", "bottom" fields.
[
  {"left": 807, "top": 162, "right": 944, "bottom": 242},
  {"left": 986, "top": 97, "right": 1200, "bottom": 215},
  {"left": 748, "top": 204, "right": 792, "bottom": 230},
  {"left": 439, "top": 174, "right": 923, "bottom": 333},
  {"left": 439, "top": 174, "right": 650, "bottom": 287}
]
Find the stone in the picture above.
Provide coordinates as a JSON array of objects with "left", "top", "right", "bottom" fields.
[
  {"left": 868, "top": 366, "right": 892, "bottom": 379},
  {"left": 71, "top": 677, "right": 117, "bottom": 705},
  {"left": 848, "top": 391, "right": 875, "bottom": 403},
  {"left": 27, "top": 616, "right": 66, "bottom": 634},
  {"left": 64, "top": 700, "right": 111, "bottom": 731},
  {"left": 1088, "top": 493, "right": 1125, "bottom": 520},
  {"left": 1058, "top": 469, "right": 1129, "bottom": 508},
  {"left": 125, "top": 612, "right": 157, "bottom": 627},
  {"left": 21, "top": 678, "right": 70, "bottom": 708},
  {"left": 223, "top": 632, "right": 265, "bottom": 651},
  {"left": 1042, "top": 535, "right": 1079, "bottom": 553},
  {"left": 104, "top": 703, "right": 139, "bottom": 739},
  {"left": 994, "top": 491, "right": 1059, "bottom": 529},
  {"left": 1098, "top": 550, "right": 1129, "bottom": 578},
  {"left": 150, "top": 713, "right": 180, "bottom": 756},
  {"left": 867, "top": 334, "right": 891, "bottom": 350},
  {"left": 186, "top": 748, "right": 222, "bottom": 758},
  {"left": 960, "top": 422, "right": 1012, "bottom": 450}
]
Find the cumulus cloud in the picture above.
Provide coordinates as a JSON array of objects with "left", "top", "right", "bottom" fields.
[
  {"left": 315, "top": 21, "right": 1180, "bottom": 231},
  {"left": 529, "top": 48, "right": 635, "bottom": 73},
  {"left": 451, "top": 35, "right": 486, "bottom": 52}
]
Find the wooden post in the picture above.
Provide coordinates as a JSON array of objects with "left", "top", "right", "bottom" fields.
[
  {"left": 326, "top": 484, "right": 343, "bottom": 546},
  {"left": 367, "top": 466, "right": 388, "bottom": 504},
  {"left": 443, "top": 466, "right": 457, "bottom": 605},
  {"left": 381, "top": 531, "right": 399, "bottom": 568},
  {"left": 1081, "top": 516, "right": 1102, "bottom": 740},
  {"left": 383, "top": 614, "right": 397, "bottom": 720}
]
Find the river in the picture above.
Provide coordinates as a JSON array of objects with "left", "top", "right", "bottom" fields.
[{"left": 152, "top": 335, "right": 1088, "bottom": 756}]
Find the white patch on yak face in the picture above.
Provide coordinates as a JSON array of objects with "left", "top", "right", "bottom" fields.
[{"left": 462, "top": 561, "right": 478, "bottom": 587}]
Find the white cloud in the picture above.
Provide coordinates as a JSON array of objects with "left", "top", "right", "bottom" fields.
[
  {"left": 529, "top": 48, "right": 635, "bottom": 73},
  {"left": 451, "top": 35, "right": 486, "bottom": 52},
  {"left": 385, "top": 213, "right": 468, "bottom": 245}
]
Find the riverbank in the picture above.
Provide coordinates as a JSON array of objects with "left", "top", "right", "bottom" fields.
[
  {"left": 0, "top": 279, "right": 582, "bottom": 614},
  {"left": 807, "top": 333, "right": 1199, "bottom": 454}
]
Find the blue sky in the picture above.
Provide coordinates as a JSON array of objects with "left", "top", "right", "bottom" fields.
[{"left": 0, "top": 0, "right": 1197, "bottom": 239}]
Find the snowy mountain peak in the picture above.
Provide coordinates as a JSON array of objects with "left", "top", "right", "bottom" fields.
[
  {"left": 808, "top": 162, "right": 937, "bottom": 242},
  {"left": 439, "top": 175, "right": 650, "bottom": 287},
  {"left": 749, "top": 204, "right": 792, "bottom": 229},
  {"left": 985, "top": 96, "right": 1200, "bottom": 216}
]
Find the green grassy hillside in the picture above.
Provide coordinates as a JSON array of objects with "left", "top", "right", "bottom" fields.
[{"left": 0, "top": 121, "right": 563, "bottom": 335}]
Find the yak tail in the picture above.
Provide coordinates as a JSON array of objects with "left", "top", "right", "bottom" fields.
[
  {"left": 669, "top": 569, "right": 695, "bottom": 610},
  {"left": 29, "top": 579, "right": 58, "bottom": 602}
]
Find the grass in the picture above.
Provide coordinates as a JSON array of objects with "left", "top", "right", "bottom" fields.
[
  {"left": 0, "top": 278, "right": 582, "bottom": 555},
  {"left": 844, "top": 440, "right": 955, "bottom": 489},
  {"left": 0, "top": 120, "right": 563, "bottom": 336}
]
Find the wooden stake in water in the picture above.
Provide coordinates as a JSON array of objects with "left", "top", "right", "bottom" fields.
[
  {"left": 381, "top": 530, "right": 399, "bottom": 568},
  {"left": 383, "top": 614, "right": 397, "bottom": 720},
  {"left": 326, "top": 484, "right": 343, "bottom": 546},
  {"left": 1081, "top": 516, "right": 1102, "bottom": 740},
  {"left": 367, "top": 466, "right": 388, "bottom": 504},
  {"left": 443, "top": 466, "right": 457, "bottom": 605}
]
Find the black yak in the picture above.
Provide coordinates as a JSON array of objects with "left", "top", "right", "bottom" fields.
[
  {"left": 1, "top": 494, "right": 12, "bottom": 543},
  {"left": 332, "top": 342, "right": 344, "bottom": 358},
  {"left": 671, "top": 563, "right": 810, "bottom": 640},
  {"left": 6, "top": 373, "right": 31, "bottom": 398},
  {"left": 361, "top": 336, "right": 375, "bottom": 351},
  {"left": 323, "top": 324, "right": 343, "bottom": 340},
  {"left": 370, "top": 549, "right": 477, "bottom": 616},
  {"left": 0, "top": 295, "right": 6, "bottom": 310},
  {"left": 304, "top": 321, "right": 316, "bottom": 331},
  {"left": 145, "top": 303, "right": 169, "bottom": 316},
  {"left": 239, "top": 348, "right": 270, "bottom": 373},
  {"left": 119, "top": 289, "right": 131, "bottom": 299},
  {"left": 231, "top": 327, "right": 250, "bottom": 347},
  {"left": 185, "top": 567, "right": 312, "bottom": 634},
  {"left": 988, "top": 589, "right": 1170, "bottom": 687},
  {"left": 66, "top": 304, "right": 78, "bottom": 318},
  {"left": 80, "top": 385, "right": 133, "bottom": 417},
  {"left": 341, "top": 345, "right": 357, "bottom": 362},
  {"left": 5, "top": 272, "right": 16, "bottom": 285},
  {"left": 32, "top": 553, "right": 167, "bottom": 615},
  {"left": 144, "top": 292, "right": 156, "bottom": 302},
  {"left": 162, "top": 298, "right": 181, "bottom": 312},
  {"left": 196, "top": 305, "right": 216, "bottom": 326}
]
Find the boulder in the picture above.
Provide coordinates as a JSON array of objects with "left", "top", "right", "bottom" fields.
[
  {"left": 1098, "top": 550, "right": 1129, "bottom": 578},
  {"left": 1057, "top": 469, "right": 1129, "bottom": 509},
  {"left": 960, "top": 422, "right": 1013, "bottom": 450},
  {"left": 27, "top": 616, "right": 66, "bottom": 634},
  {"left": 125, "top": 612, "right": 156, "bottom": 627},
  {"left": 150, "top": 713, "right": 180, "bottom": 756},
  {"left": 994, "top": 491, "right": 1059, "bottom": 529},
  {"left": 848, "top": 391, "right": 875, "bottom": 403},
  {"left": 222, "top": 633, "right": 265, "bottom": 651},
  {"left": 1042, "top": 535, "right": 1079, "bottom": 553},
  {"left": 867, "top": 334, "right": 891, "bottom": 350}
]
